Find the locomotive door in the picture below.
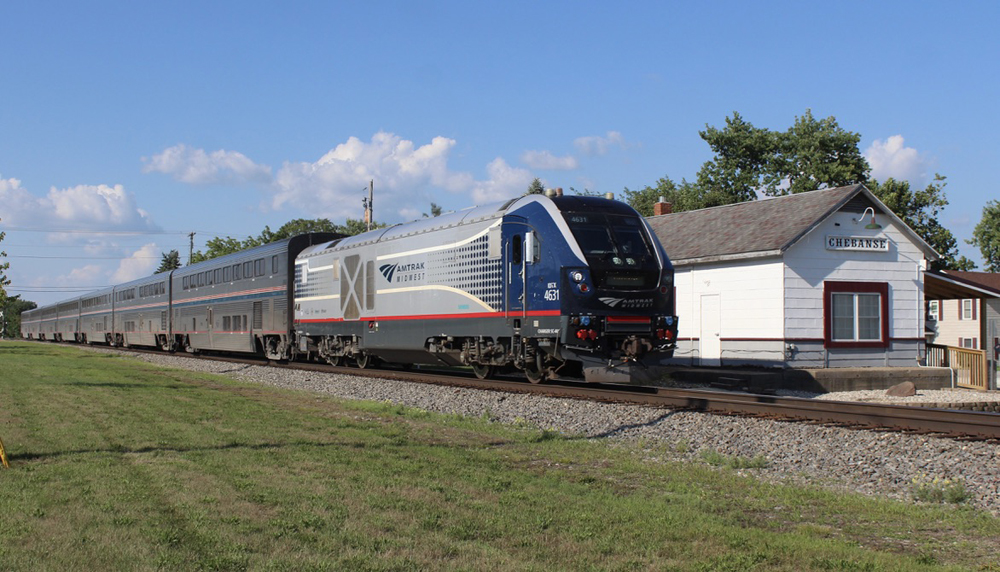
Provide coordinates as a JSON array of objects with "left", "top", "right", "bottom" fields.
[{"left": 502, "top": 221, "right": 528, "bottom": 325}]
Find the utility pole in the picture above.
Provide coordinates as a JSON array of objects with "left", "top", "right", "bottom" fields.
[
  {"left": 188, "top": 232, "right": 195, "bottom": 265},
  {"left": 362, "top": 180, "right": 374, "bottom": 232}
]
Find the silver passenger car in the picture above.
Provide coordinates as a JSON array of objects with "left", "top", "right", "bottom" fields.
[
  {"left": 171, "top": 234, "right": 339, "bottom": 358},
  {"left": 113, "top": 275, "right": 170, "bottom": 349}
]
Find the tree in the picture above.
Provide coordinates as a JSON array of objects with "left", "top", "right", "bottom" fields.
[
  {"left": 622, "top": 177, "right": 706, "bottom": 216},
  {"left": 0, "top": 218, "right": 10, "bottom": 311},
  {"left": 970, "top": 200, "right": 1000, "bottom": 272},
  {"left": 190, "top": 217, "right": 383, "bottom": 263},
  {"left": 2, "top": 296, "right": 35, "bottom": 339},
  {"left": 423, "top": 203, "right": 443, "bottom": 218},
  {"left": 695, "top": 112, "right": 776, "bottom": 204},
  {"left": 867, "top": 175, "right": 975, "bottom": 272},
  {"left": 155, "top": 250, "right": 181, "bottom": 274},
  {"left": 773, "top": 109, "right": 870, "bottom": 196},
  {"left": 694, "top": 109, "right": 870, "bottom": 203},
  {"left": 526, "top": 178, "right": 545, "bottom": 195}
]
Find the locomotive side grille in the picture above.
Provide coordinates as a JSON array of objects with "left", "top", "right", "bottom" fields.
[{"left": 426, "top": 232, "right": 502, "bottom": 311}]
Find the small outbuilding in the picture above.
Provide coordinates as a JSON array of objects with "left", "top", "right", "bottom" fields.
[{"left": 646, "top": 184, "right": 939, "bottom": 375}]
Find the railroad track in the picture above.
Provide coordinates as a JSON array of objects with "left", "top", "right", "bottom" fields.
[{"left": 48, "top": 341, "right": 1000, "bottom": 441}]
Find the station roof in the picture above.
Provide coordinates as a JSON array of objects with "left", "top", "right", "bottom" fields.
[{"left": 645, "top": 184, "right": 939, "bottom": 266}]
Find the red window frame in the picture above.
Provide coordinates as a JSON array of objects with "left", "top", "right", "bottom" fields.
[{"left": 823, "top": 281, "right": 890, "bottom": 349}]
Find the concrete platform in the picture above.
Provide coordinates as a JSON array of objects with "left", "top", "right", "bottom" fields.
[{"left": 652, "top": 365, "right": 955, "bottom": 394}]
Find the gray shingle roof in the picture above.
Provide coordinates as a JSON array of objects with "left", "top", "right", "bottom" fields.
[{"left": 645, "top": 184, "right": 937, "bottom": 265}]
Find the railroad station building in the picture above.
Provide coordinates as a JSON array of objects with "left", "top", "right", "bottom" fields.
[{"left": 645, "top": 184, "right": 959, "bottom": 389}]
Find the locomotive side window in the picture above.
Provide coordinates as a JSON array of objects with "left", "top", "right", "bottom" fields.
[{"left": 512, "top": 235, "right": 522, "bottom": 265}]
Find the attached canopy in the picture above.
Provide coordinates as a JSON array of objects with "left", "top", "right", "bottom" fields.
[{"left": 925, "top": 271, "right": 1000, "bottom": 300}]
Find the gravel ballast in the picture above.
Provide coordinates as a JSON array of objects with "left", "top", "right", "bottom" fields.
[{"left": 102, "top": 349, "right": 1000, "bottom": 515}]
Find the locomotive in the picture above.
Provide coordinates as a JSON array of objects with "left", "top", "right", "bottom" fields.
[
  {"left": 21, "top": 193, "right": 678, "bottom": 383},
  {"left": 294, "top": 193, "right": 678, "bottom": 382}
]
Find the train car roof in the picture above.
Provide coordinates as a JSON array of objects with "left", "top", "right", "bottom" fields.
[{"left": 298, "top": 198, "right": 524, "bottom": 258}]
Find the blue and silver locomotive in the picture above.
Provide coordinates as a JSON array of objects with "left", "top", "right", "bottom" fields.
[{"left": 294, "top": 193, "right": 678, "bottom": 382}]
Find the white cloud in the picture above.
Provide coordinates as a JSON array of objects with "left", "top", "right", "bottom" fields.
[
  {"left": 0, "top": 175, "right": 157, "bottom": 231},
  {"left": 520, "top": 150, "right": 578, "bottom": 171},
  {"left": 469, "top": 158, "right": 534, "bottom": 204},
  {"left": 143, "top": 133, "right": 542, "bottom": 222},
  {"left": 573, "top": 131, "right": 628, "bottom": 156},
  {"left": 142, "top": 144, "right": 272, "bottom": 185},
  {"left": 271, "top": 132, "right": 522, "bottom": 220},
  {"left": 110, "top": 243, "right": 160, "bottom": 283},
  {"left": 864, "top": 135, "right": 931, "bottom": 186}
]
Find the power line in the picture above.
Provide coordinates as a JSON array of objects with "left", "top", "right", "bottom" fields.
[
  {"left": 7, "top": 255, "right": 162, "bottom": 260},
  {"left": 1, "top": 227, "right": 232, "bottom": 236}
]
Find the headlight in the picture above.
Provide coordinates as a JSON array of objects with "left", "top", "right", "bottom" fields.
[{"left": 571, "top": 271, "right": 584, "bottom": 283}]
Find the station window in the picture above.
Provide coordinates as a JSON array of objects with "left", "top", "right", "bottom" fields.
[
  {"left": 824, "top": 281, "right": 889, "bottom": 349},
  {"left": 928, "top": 300, "right": 939, "bottom": 321},
  {"left": 961, "top": 299, "right": 974, "bottom": 320}
]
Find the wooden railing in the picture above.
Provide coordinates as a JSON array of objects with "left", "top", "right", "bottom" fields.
[{"left": 926, "top": 343, "right": 989, "bottom": 391}]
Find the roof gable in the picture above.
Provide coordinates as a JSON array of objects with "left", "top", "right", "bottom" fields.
[{"left": 645, "top": 184, "right": 938, "bottom": 265}]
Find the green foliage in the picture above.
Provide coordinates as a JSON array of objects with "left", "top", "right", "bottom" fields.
[
  {"left": 868, "top": 175, "right": 975, "bottom": 271},
  {"left": 970, "top": 200, "right": 1000, "bottom": 272},
  {"left": 526, "top": 177, "right": 545, "bottom": 195},
  {"left": 422, "top": 202, "right": 443, "bottom": 218},
  {"left": 623, "top": 176, "right": 707, "bottom": 216},
  {"left": 695, "top": 110, "right": 869, "bottom": 201},
  {"left": 154, "top": 250, "right": 181, "bottom": 274},
  {"left": 775, "top": 109, "right": 870, "bottom": 196},
  {"left": 696, "top": 111, "right": 778, "bottom": 204},
  {"left": 699, "top": 449, "right": 770, "bottom": 469},
  {"left": 911, "top": 473, "right": 969, "bottom": 504},
  {"left": 0, "top": 217, "right": 10, "bottom": 309},
  {"left": 1, "top": 296, "right": 35, "bottom": 338},
  {"left": 190, "top": 217, "right": 381, "bottom": 263}
]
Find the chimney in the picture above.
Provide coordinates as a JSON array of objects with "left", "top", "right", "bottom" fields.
[{"left": 654, "top": 197, "right": 673, "bottom": 216}]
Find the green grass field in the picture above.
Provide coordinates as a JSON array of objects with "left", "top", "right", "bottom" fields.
[{"left": 1, "top": 341, "right": 998, "bottom": 571}]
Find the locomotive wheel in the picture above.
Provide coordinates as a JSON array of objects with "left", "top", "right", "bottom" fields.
[
  {"left": 326, "top": 355, "right": 345, "bottom": 367},
  {"left": 471, "top": 363, "right": 494, "bottom": 380},
  {"left": 355, "top": 352, "right": 376, "bottom": 369},
  {"left": 524, "top": 364, "right": 546, "bottom": 384}
]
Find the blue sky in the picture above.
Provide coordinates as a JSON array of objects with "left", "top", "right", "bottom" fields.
[{"left": 2, "top": 1, "right": 998, "bottom": 305}]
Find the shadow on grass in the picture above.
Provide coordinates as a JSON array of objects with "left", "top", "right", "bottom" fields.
[
  {"left": 62, "top": 382, "right": 195, "bottom": 390},
  {"left": 10, "top": 439, "right": 370, "bottom": 462}
]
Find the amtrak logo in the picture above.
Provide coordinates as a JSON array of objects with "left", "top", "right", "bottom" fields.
[
  {"left": 599, "top": 297, "right": 654, "bottom": 309},
  {"left": 379, "top": 262, "right": 426, "bottom": 284},
  {"left": 379, "top": 264, "right": 398, "bottom": 282}
]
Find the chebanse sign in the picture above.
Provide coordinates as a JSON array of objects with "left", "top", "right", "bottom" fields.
[{"left": 825, "top": 236, "right": 889, "bottom": 252}]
